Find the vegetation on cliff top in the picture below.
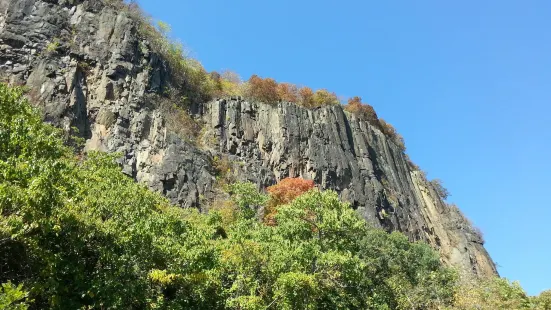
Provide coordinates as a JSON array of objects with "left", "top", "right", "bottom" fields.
[
  {"left": 102, "top": 0, "right": 405, "bottom": 151},
  {"left": 1, "top": 83, "right": 549, "bottom": 308}
]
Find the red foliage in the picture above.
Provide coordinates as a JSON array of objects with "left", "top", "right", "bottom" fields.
[
  {"left": 264, "top": 178, "right": 315, "bottom": 225},
  {"left": 267, "top": 178, "right": 315, "bottom": 205}
]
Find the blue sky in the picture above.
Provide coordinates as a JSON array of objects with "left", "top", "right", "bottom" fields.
[{"left": 137, "top": 0, "right": 551, "bottom": 295}]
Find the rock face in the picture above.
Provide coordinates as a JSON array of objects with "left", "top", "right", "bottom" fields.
[{"left": 0, "top": 0, "right": 497, "bottom": 277}]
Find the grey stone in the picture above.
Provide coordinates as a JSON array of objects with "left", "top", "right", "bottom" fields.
[{"left": 0, "top": 0, "right": 497, "bottom": 278}]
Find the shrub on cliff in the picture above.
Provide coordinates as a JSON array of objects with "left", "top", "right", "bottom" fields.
[
  {"left": 430, "top": 178, "right": 450, "bottom": 200},
  {"left": 210, "top": 70, "right": 244, "bottom": 98},
  {"left": 313, "top": 89, "right": 340, "bottom": 107},
  {"left": 107, "top": 0, "right": 411, "bottom": 152},
  {"left": 298, "top": 86, "right": 315, "bottom": 107},
  {"left": 277, "top": 82, "right": 300, "bottom": 103},
  {"left": 379, "top": 118, "right": 406, "bottom": 151},
  {"left": 344, "top": 96, "right": 380, "bottom": 125},
  {"left": 244, "top": 75, "right": 280, "bottom": 104},
  {"left": 345, "top": 97, "right": 407, "bottom": 151},
  {"left": 111, "top": 3, "right": 217, "bottom": 103}
]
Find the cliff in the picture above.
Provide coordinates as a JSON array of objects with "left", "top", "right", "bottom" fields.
[{"left": 0, "top": 0, "right": 496, "bottom": 277}]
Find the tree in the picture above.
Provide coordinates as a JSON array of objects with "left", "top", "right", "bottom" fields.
[
  {"left": 344, "top": 96, "right": 379, "bottom": 125},
  {"left": 228, "top": 182, "right": 268, "bottom": 219},
  {"left": 534, "top": 290, "right": 551, "bottom": 310},
  {"left": 453, "top": 277, "right": 533, "bottom": 310},
  {"left": 245, "top": 75, "right": 279, "bottom": 104},
  {"left": 277, "top": 83, "right": 299, "bottom": 103},
  {"left": 298, "top": 86, "right": 315, "bottom": 108},
  {"left": 430, "top": 178, "right": 450, "bottom": 200},
  {"left": 0, "top": 282, "right": 29, "bottom": 310},
  {"left": 313, "top": 89, "right": 339, "bottom": 106},
  {"left": 264, "top": 178, "right": 315, "bottom": 225},
  {"left": 0, "top": 83, "right": 533, "bottom": 310}
]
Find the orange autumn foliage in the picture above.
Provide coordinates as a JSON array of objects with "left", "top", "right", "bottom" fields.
[
  {"left": 264, "top": 177, "right": 315, "bottom": 226},
  {"left": 344, "top": 96, "right": 379, "bottom": 125},
  {"left": 246, "top": 74, "right": 279, "bottom": 104},
  {"left": 298, "top": 86, "right": 315, "bottom": 108},
  {"left": 276, "top": 83, "right": 299, "bottom": 103}
]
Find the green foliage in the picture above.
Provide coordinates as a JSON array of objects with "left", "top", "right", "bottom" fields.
[
  {"left": 112, "top": 3, "right": 216, "bottom": 104},
  {"left": 0, "top": 83, "right": 543, "bottom": 309},
  {"left": 228, "top": 182, "right": 268, "bottom": 219},
  {"left": 156, "top": 20, "right": 171, "bottom": 36},
  {"left": 534, "top": 290, "right": 551, "bottom": 310},
  {"left": 453, "top": 276, "right": 535, "bottom": 309},
  {"left": 0, "top": 282, "right": 30, "bottom": 310},
  {"left": 0, "top": 83, "right": 218, "bottom": 308},
  {"left": 44, "top": 38, "right": 60, "bottom": 54}
]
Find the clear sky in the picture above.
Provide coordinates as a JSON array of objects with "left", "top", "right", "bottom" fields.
[{"left": 136, "top": 0, "right": 551, "bottom": 295}]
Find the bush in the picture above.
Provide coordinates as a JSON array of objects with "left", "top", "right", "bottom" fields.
[
  {"left": 405, "top": 153, "right": 420, "bottom": 171},
  {"left": 345, "top": 98, "right": 407, "bottom": 151},
  {"left": 219, "top": 70, "right": 243, "bottom": 97},
  {"left": 312, "top": 89, "right": 340, "bottom": 107},
  {"left": 298, "top": 86, "right": 315, "bottom": 108},
  {"left": 245, "top": 75, "right": 279, "bottom": 104},
  {"left": 453, "top": 277, "right": 532, "bottom": 310},
  {"left": 44, "top": 38, "right": 60, "bottom": 54},
  {"left": 109, "top": 3, "right": 217, "bottom": 103},
  {"left": 277, "top": 83, "right": 299, "bottom": 103},
  {"left": 447, "top": 204, "right": 485, "bottom": 244},
  {"left": 344, "top": 96, "right": 379, "bottom": 125},
  {"left": 212, "top": 155, "right": 236, "bottom": 188},
  {"left": 228, "top": 182, "right": 268, "bottom": 219},
  {"left": 156, "top": 94, "right": 201, "bottom": 143},
  {"left": 430, "top": 178, "right": 450, "bottom": 200},
  {"left": 534, "top": 290, "right": 551, "bottom": 309},
  {"left": 379, "top": 118, "right": 406, "bottom": 151}
]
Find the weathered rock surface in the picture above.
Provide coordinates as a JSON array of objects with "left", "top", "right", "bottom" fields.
[{"left": 0, "top": 0, "right": 497, "bottom": 277}]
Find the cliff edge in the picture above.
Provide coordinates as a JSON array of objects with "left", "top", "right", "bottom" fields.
[{"left": 0, "top": 0, "right": 497, "bottom": 277}]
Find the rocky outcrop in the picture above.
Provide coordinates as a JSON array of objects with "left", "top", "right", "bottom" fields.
[
  {"left": 0, "top": 0, "right": 497, "bottom": 277},
  {"left": 199, "top": 99, "right": 496, "bottom": 276},
  {"left": 0, "top": 0, "right": 217, "bottom": 208}
]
